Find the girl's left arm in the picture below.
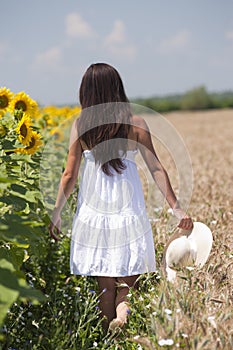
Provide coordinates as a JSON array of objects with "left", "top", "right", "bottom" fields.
[
  {"left": 135, "top": 116, "right": 193, "bottom": 230},
  {"left": 49, "top": 119, "right": 82, "bottom": 240}
]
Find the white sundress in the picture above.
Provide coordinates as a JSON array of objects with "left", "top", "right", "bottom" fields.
[{"left": 70, "top": 149, "right": 156, "bottom": 277}]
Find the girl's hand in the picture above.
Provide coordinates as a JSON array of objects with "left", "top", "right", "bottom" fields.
[
  {"left": 49, "top": 209, "right": 61, "bottom": 241},
  {"left": 173, "top": 208, "right": 193, "bottom": 231},
  {"left": 178, "top": 214, "right": 193, "bottom": 230}
]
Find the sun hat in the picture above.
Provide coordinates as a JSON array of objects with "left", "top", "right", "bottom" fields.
[{"left": 163, "top": 222, "right": 213, "bottom": 282}]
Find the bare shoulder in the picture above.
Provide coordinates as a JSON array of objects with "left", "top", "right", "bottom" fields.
[
  {"left": 130, "top": 115, "right": 150, "bottom": 135},
  {"left": 69, "top": 118, "right": 80, "bottom": 147},
  {"left": 130, "top": 114, "right": 147, "bottom": 127},
  {"left": 72, "top": 118, "right": 79, "bottom": 129}
]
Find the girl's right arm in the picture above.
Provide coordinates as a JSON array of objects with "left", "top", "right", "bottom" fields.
[
  {"left": 133, "top": 115, "right": 193, "bottom": 231},
  {"left": 49, "top": 119, "right": 82, "bottom": 240}
]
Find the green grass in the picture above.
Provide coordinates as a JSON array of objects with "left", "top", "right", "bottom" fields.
[{"left": 1, "top": 215, "right": 232, "bottom": 349}]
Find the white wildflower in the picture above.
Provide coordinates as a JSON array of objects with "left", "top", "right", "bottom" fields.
[
  {"left": 208, "top": 316, "right": 217, "bottom": 329},
  {"left": 182, "top": 333, "right": 188, "bottom": 338},
  {"left": 164, "top": 308, "right": 172, "bottom": 315},
  {"left": 32, "top": 320, "right": 39, "bottom": 328},
  {"left": 149, "top": 218, "right": 160, "bottom": 222},
  {"left": 186, "top": 266, "right": 195, "bottom": 271},
  {"left": 210, "top": 220, "right": 217, "bottom": 225},
  {"left": 158, "top": 338, "right": 174, "bottom": 346},
  {"left": 93, "top": 342, "right": 98, "bottom": 347},
  {"left": 154, "top": 206, "right": 162, "bottom": 212}
]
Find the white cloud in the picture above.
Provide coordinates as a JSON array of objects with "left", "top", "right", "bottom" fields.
[
  {"left": 104, "top": 20, "right": 137, "bottom": 61},
  {"left": 225, "top": 30, "right": 233, "bottom": 41},
  {"left": 35, "top": 47, "right": 62, "bottom": 66},
  {"left": 158, "top": 30, "right": 190, "bottom": 54},
  {"left": 65, "top": 12, "right": 96, "bottom": 39},
  {"left": 30, "top": 46, "right": 65, "bottom": 73},
  {"left": 105, "top": 20, "right": 126, "bottom": 45}
]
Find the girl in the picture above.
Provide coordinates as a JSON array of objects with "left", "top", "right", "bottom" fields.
[{"left": 49, "top": 63, "right": 193, "bottom": 332}]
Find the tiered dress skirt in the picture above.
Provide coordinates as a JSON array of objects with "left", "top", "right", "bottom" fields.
[{"left": 70, "top": 149, "right": 156, "bottom": 277}]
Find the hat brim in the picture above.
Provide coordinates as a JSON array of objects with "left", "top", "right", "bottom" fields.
[
  {"left": 164, "top": 222, "right": 213, "bottom": 282},
  {"left": 185, "top": 221, "right": 213, "bottom": 267}
]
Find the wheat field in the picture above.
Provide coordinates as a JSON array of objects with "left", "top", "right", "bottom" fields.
[{"left": 135, "top": 109, "right": 233, "bottom": 349}]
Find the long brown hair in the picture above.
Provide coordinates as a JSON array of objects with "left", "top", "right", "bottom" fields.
[{"left": 78, "top": 63, "right": 131, "bottom": 175}]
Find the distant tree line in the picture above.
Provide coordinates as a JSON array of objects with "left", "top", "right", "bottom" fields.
[{"left": 132, "top": 86, "right": 233, "bottom": 113}]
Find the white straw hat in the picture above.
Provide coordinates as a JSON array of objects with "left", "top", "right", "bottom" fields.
[{"left": 163, "top": 222, "right": 213, "bottom": 282}]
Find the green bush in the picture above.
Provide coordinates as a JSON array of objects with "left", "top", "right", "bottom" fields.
[
  {"left": 132, "top": 87, "right": 233, "bottom": 112},
  {"left": 180, "top": 86, "right": 213, "bottom": 110}
]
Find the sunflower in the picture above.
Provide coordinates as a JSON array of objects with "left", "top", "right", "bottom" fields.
[
  {"left": 15, "top": 131, "right": 42, "bottom": 155},
  {"left": 15, "top": 114, "right": 33, "bottom": 145},
  {"left": 50, "top": 127, "right": 64, "bottom": 142},
  {"left": 9, "top": 91, "right": 38, "bottom": 118},
  {"left": 0, "top": 87, "right": 14, "bottom": 113}
]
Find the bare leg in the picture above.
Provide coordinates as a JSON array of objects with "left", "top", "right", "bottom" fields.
[
  {"left": 96, "top": 276, "right": 117, "bottom": 332},
  {"left": 109, "top": 274, "right": 139, "bottom": 330}
]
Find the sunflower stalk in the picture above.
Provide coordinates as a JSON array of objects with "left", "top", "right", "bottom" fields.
[
  {"left": 14, "top": 108, "right": 24, "bottom": 121},
  {"left": 21, "top": 160, "right": 28, "bottom": 178}
]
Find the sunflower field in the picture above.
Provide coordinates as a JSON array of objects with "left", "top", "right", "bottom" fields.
[{"left": 0, "top": 87, "right": 96, "bottom": 349}]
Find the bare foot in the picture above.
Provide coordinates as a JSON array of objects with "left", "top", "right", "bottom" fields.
[
  {"left": 109, "top": 317, "right": 125, "bottom": 331},
  {"left": 109, "top": 301, "right": 130, "bottom": 332},
  {"left": 117, "top": 301, "right": 130, "bottom": 319}
]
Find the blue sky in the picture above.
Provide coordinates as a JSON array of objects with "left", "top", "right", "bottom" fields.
[{"left": 1, "top": 0, "right": 233, "bottom": 105}]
